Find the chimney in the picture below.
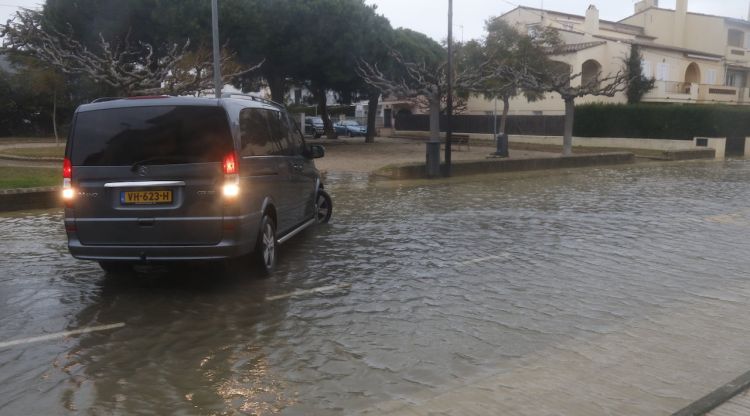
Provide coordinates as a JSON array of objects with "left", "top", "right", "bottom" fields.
[
  {"left": 584, "top": 5, "right": 599, "bottom": 35},
  {"left": 635, "top": 0, "right": 659, "bottom": 14},
  {"left": 674, "top": 0, "right": 687, "bottom": 47}
]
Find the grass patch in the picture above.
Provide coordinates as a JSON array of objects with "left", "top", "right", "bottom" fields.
[
  {"left": 0, "top": 166, "right": 59, "bottom": 189},
  {"left": 0, "top": 146, "right": 65, "bottom": 159}
]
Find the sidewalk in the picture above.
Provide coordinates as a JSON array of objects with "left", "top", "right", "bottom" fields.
[{"left": 312, "top": 137, "right": 559, "bottom": 174}]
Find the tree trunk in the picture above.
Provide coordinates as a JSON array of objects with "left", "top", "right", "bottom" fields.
[
  {"left": 499, "top": 96, "right": 510, "bottom": 134},
  {"left": 563, "top": 97, "right": 575, "bottom": 156},
  {"left": 315, "top": 88, "right": 335, "bottom": 139},
  {"left": 365, "top": 90, "right": 378, "bottom": 143},
  {"left": 429, "top": 95, "right": 440, "bottom": 142},
  {"left": 266, "top": 73, "right": 285, "bottom": 104},
  {"left": 52, "top": 86, "right": 59, "bottom": 146}
]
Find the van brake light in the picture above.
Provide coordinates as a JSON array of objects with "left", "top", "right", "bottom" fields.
[
  {"left": 63, "top": 157, "right": 72, "bottom": 179},
  {"left": 62, "top": 157, "right": 74, "bottom": 202},
  {"left": 222, "top": 152, "right": 238, "bottom": 175}
]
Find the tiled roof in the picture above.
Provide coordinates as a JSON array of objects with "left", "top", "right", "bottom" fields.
[{"left": 546, "top": 41, "right": 607, "bottom": 55}]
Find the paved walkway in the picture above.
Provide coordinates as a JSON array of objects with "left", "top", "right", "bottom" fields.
[{"left": 312, "top": 137, "right": 558, "bottom": 173}]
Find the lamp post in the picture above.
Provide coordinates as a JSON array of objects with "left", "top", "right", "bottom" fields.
[
  {"left": 211, "top": 0, "right": 222, "bottom": 98},
  {"left": 444, "top": 0, "right": 453, "bottom": 177}
]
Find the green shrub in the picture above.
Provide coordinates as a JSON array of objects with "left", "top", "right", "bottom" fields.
[{"left": 574, "top": 103, "right": 750, "bottom": 140}]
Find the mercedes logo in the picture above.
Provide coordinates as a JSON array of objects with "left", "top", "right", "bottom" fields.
[{"left": 137, "top": 165, "right": 149, "bottom": 177}]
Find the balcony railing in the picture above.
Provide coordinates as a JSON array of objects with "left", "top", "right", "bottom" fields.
[{"left": 644, "top": 81, "right": 749, "bottom": 105}]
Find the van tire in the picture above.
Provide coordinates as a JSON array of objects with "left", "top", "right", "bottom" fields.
[
  {"left": 98, "top": 261, "right": 132, "bottom": 275},
  {"left": 315, "top": 190, "right": 332, "bottom": 224},
  {"left": 255, "top": 214, "right": 277, "bottom": 275}
]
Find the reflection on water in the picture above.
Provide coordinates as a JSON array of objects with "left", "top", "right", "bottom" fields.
[{"left": 0, "top": 160, "right": 749, "bottom": 415}]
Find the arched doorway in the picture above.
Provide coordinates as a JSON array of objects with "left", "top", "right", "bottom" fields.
[
  {"left": 685, "top": 62, "right": 701, "bottom": 84},
  {"left": 582, "top": 59, "right": 602, "bottom": 87}
]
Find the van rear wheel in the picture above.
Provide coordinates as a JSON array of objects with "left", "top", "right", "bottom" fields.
[{"left": 254, "top": 214, "right": 277, "bottom": 275}]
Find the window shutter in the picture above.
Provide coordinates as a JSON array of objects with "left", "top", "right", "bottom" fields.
[
  {"left": 656, "top": 63, "right": 669, "bottom": 81},
  {"left": 641, "top": 60, "right": 652, "bottom": 78},
  {"left": 706, "top": 69, "right": 717, "bottom": 85}
]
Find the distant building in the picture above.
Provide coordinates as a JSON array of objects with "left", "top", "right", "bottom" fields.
[{"left": 467, "top": 0, "right": 750, "bottom": 115}]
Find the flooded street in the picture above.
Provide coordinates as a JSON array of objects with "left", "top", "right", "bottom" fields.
[{"left": 2, "top": 160, "right": 750, "bottom": 415}]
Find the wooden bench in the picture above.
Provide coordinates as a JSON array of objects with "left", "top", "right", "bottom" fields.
[{"left": 449, "top": 134, "right": 470, "bottom": 151}]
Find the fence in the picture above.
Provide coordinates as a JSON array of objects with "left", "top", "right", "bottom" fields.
[{"left": 394, "top": 114, "right": 565, "bottom": 136}]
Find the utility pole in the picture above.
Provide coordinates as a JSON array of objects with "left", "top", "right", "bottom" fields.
[
  {"left": 444, "top": 0, "right": 453, "bottom": 177},
  {"left": 211, "top": 0, "right": 222, "bottom": 98}
]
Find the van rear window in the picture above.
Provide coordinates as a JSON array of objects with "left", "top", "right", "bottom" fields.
[{"left": 70, "top": 106, "right": 233, "bottom": 166}]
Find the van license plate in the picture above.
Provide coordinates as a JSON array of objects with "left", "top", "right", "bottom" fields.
[{"left": 121, "top": 190, "right": 173, "bottom": 205}]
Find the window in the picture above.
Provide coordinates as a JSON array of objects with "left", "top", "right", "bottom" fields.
[
  {"left": 728, "top": 29, "right": 745, "bottom": 48},
  {"left": 641, "top": 60, "right": 652, "bottom": 78},
  {"left": 656, "top": 63, "right": 670, "bottom": 81},
  {"left": 706, "top": 69, "right": 717, "bottom": 85},
  {"left": 283, "top": 112, "right": 304, "bottom": 155},
  {"left": 240, "top": 108, "right": 283, "bottom": 157},
  {"left": 726, "top": 70, "right": 746, "bottom": 88},
  {"left": 70, "top": 106, "right": 233, "bottom": 166}
]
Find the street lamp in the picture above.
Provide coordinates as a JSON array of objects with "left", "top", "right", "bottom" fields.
[
  {"left": 211, "top": 0, "right": 222, "bottom": 98},
  {"left": 444, "top": 0, "right": 453, "bottom": 177}
]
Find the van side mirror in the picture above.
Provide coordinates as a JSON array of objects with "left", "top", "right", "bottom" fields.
[{"left": 307, "top": 144, "right": 325, "bottom": 159}]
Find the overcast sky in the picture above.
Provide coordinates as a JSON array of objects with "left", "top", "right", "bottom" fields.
[
  {"left": 365, "top": 0, "right": 750, "bottom": 42},
  {"left": 1, "top": 0, "right": 748, "bottom": 42}
]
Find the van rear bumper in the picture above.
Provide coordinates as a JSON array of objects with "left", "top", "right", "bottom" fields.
[{"left": 67, "top": 237, "right": 255, "bottom": 261}]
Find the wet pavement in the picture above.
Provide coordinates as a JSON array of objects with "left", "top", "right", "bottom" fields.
[{"left": 1, "top": 160, "right": 750, "bottom": 415}]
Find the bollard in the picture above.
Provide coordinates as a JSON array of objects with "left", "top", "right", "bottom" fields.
[
  {"left": 494, "top": 133, "right": 509, "bottom": 157},
  {"left": 426, "top": 140, "right": 441, "bottom": 177}
]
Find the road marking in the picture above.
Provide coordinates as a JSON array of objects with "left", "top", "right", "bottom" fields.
[
  {"left": 266, "top": 283, "right": 351, "bottom": 302},
  {"left": 457, "top": 254, "right": 510, "bottom": 265},
  {"left": 0, "top": 323, "right": 126, "bottom": 349}
]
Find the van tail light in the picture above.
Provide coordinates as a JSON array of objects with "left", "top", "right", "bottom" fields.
[
  {"left": 222, "top": 152, "right": 240, "bottom": 199},
  {"left": 63, "top": 157, "right": 72, "bottom": 179},
  {"left": 222, "top": 152, "right": 238, "bottom": 175},
  {"left": 62, "top": 158, "right": 74, "bottom": 202}
]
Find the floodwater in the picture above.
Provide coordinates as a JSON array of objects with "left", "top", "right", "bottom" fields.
[{"left": 1, "top": 160, "right": 750, "bottom": 415}]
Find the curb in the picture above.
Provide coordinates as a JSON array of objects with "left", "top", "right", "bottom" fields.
[
  {"left": 0, "top": 154, "right": 63, "bottom": 162},
  {"left": 672, "top": 370, "right": 750, "bottom": 416},
  {"left": 373, "top": 152, "right": 636, "bottom": 180},
  {"left": 0, "top": 187, "right": 61, "bottom": 212}
]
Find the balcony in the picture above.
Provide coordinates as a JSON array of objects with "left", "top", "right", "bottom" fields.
[
  {"left": 643, "top": 81, "right": 748, "bottom": 105},
  {"left": 726, "top": 46, "right": 750, "bottom": 63}
]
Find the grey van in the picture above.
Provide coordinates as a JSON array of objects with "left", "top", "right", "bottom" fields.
[{"left": 62, "top": 94, "right": 332, "bottom": 275}]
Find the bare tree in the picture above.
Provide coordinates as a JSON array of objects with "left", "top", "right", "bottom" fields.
[
  {"left": 505, "top": 62, "right": 629, "bottom": 155},
  {"left": 358, "top": 51, "right": 445, "bottom": 140},
  {"left": 1, "top": 8, "right": 262, "bottom": 96},
  {"left": 358, "top": 50, "right": 486, "bottom": 142}
]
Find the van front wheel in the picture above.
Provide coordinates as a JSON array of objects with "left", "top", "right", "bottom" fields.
[{"left": 315, "top": 190, "right": 332, "bottom": 224}]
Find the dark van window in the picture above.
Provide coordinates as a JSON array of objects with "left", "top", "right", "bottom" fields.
[
  {"left": 284, "top": 113, "right": 304, "bottom": 155},
  {"left": 70, "top": 106, "right": 233, "bottom": 166},
  {"left": 267, "top": 110, "right": 292, "bottom": 155},
  {"left": 240, "top": 108, "right": 275, "bottom": 156},
  {"left": 240, "top": 108, "right": 292, "bottom": 156}
]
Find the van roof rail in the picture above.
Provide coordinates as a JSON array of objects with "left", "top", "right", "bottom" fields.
[
  {"left": 91, "top": 97, "right": 124, "bottom": 103},
  {"left": 220, "top": 93, "right": 285, "bottom": 109}
]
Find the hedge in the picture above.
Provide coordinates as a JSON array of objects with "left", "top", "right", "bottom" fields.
[{"left": 573, "top": 103, "right": 750, "bottom": 140}]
